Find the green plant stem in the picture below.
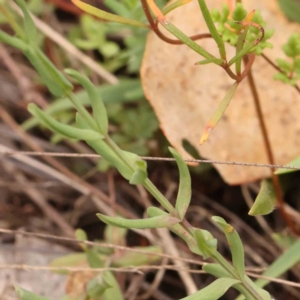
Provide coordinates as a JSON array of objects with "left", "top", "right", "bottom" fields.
[
  {"left": 143, "top": 178, "right": 177, "bottom": 214},
  {"left": 67, "top": 93, "right": 98, "bottom": 131},
  {"left": 235, "top": 28, "right": 248, "bottom": 75},
  {"left": 198, "top": 0, "right": 226, "bottom": 60},
  {"left": 212, "top": 252, "right": 263, "bottom": 300}
]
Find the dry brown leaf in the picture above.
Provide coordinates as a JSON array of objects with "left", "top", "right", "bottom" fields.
[{"left": 141, "top": 0, "right": 300, "bottom": 185}]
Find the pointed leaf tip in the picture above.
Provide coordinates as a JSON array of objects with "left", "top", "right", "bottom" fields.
[{"left": 249, "top": 180, "right": 276, "bottom": 216}]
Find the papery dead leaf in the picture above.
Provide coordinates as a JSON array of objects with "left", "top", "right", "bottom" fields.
[{"left": 141, "top": 0, "right": 300, "bottom": 185}]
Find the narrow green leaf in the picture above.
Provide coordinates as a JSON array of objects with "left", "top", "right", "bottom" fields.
[
  {"left": 15, "top": 286, "right": 51, "bottom": 300},
  {"left": 104, "top": 225, "right": 127, "bottom": 246},
  {"left": 194, "top": 229, "right": 218, "bottom": 259},
  {"left": 50, "top": 253, "right": 87, "bottom": 274},
  {"left": 96, "top": 213, "right": 180, "bottom": 229},
  {"left": 36, "top": 50, "right": 73, "bottom": 95},
  {"left": 24, "top": 48, "right": 73, "bottom": 97},
  {"left": 203, "top": 263, "right": 232, "bottom": 278},
  {"left": 212, "top": 217, "right": 245, "bottom": 279},
  {"left": 163, "top": 0, "right": 192, "bottom": 15},
  {"left": 71, "top": 0, "right": 148, "bottom": 28},
  {"left": 149, "top": 208, "right": 203, "bottom": 255},
  {"left": 248, "top": 180, "right": 276, "bottom": 216},
  {"left": 162, "top": 21, "right": 216, "bottom": 60},
  {"left": 87, "top": 275, "right": 111, "bottom": 298},
  {"left": 180, "top": 278, "right": 241, "bottom": 300},
  {"left": 196, "top": 58, "right": 224, "bottom": 65},
  {"left": 255, "top": 239, "right": 300, "bottom": 289},
  {"left": 169, "top": 147, "right": 191, "bottom": 220},
  {"left": 198, "top": 0, "right": 226, "bottom": 59},
  {"left": 0, "top": 31, "right": 27, "bottom": 50},
  {"left": 65, "top": 69, "right": 108, "bottom": 135},
  {"left": 22, "top": 79, "right": 142, "bottom": 130},
  {"left": 14, "top": 0, "right": 37, "bottom": 44},
  {"left": 200, "top": 82, "right": 239, "bottom": 144},
  {"left": 86, "top": 249, "right": 104, "bottom": 268},
  {"left": 28, "top": 104, "right": 104, "bottom": 141},
  {"left": 275, "top": 155, "right": 300, "bottom": 175}
]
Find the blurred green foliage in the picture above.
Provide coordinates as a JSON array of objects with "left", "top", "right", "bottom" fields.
[
  {"left": 274, "top": 33, "right": 300, "bottom": 86},
  {"left": 211, "top": 3, "right": 274, "bottom": 55}
]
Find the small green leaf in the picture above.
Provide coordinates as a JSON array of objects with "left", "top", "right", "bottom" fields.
[
  {"left": 275, "top": 155, "right": 300, "bottom": 175},
  {"left": 102, "top": 272, "right": 124, "bottom": 300},
  {"left": 146, "top": 207, "right": 200, "bottom": 254},
  {"left": 249, "top": 180, "right": 276, "bottom": 216},
  {"left": 212, "top": 217, "right": 245, "bottom": 279},
  {"left": 75, "top": 228, "right": 88, "bottom": 250},
  {"left": 86, "top": 249, "right": 104, "bottom": 268},
  {"left": 196, "top": 58, "right": 224, "bottom": 65},
  {"left": 169, "top": 147, "right": 191, "bottom": 220},
  {"left": 232, "top": 3, "right": 247, "bottom": 21},
  {"left": 282, "top": 33, "right": 300, "bottom": 57},
  {"left": 87, "top": 275, "right": 112, "bottom": 298},
  {"left": 15, "top": 286, "right": 51, "bottom": 300},
  {"left": 50, "top": 253, "right": 87, "bottom": 274},
  {"left": 96, "top": 213, "right": 180, "bottom": 229},
  {"left": 194, "top": 229, "right": 218, "bottom": 259},
  {"left": 75, "top": 228, "right": 88, "bottom": 241},
  {"left": 65, "top": 69, "right": 108, "bottom": 135},
  {"left": 198, "top": 0, "right": 226, "bottom": 59},
  {"left": 180, "top": 278, "right": 241, "bottom": 300},
  {"left": 28, "top": 104, "right": 104, "bottom": 141},
  {"left": 122, "top": 151, "right": 148, "bottom": 184},
  {"left": 276, "top": 58, "right": 292, "bottom": 73}
]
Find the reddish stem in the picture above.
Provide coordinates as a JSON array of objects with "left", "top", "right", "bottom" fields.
[
  {"left": 45, "top": 0, "right": 83, "bottom": 16},
  {"left": 244, "top": 56, "right": 300, "bottom": 236},
  {"left": 141, "top": 0, "right": 212, "bottom": 44}
]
